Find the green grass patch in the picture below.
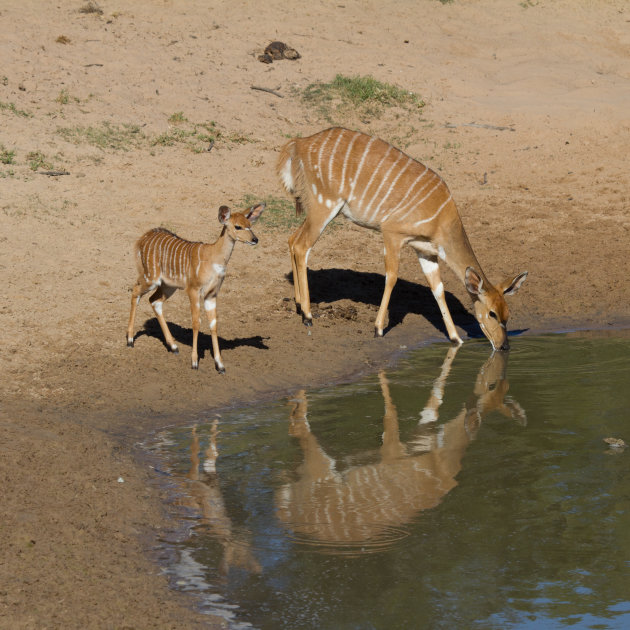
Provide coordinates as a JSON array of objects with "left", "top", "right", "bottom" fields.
[
  {"left": 241, "top": 194, "right": 345, "bottom": 232},
  {"left": 302, "top": 74, "right": 424, "bottom": 123},
  {"left": 56, "top": 89, "right": 70, "bottom": 105},
  {"left": 241, "top": 194, "right": 302, "bottom": 231},
  {"left": 56, "top": 121, "right": 146, "bottom": 151},
  {"left": 55, "top": 89, "right": 80, "bottom": 105},
  {"left": 1, "top": 145, "right": 16, "bottom": 165},
  {"left": 0, "top": 100, "right": 32, "bottom": 118},
  {"left": 167, "top": 111, "right": 188, "bottom": 124},
  {"left": 152, "top": 114, "right": 255, "bottom": 153},
  {"left": 55, "top": 115, "right": 254, "bottom": 154},
  {"left": 152, "top": 115, "right": 218, "bottom": 153},
  {"left": 26, "top": 151, "right": 54, "bottom": 171}
]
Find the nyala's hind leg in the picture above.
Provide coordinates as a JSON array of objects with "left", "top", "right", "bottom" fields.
[
  {"left": 127, "top": 278, "right": 156, "bottom": 347},
  {"left": 149, "top": 285, "right": 179, "bottom": 353}
]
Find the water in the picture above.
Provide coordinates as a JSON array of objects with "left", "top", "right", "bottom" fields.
[{"left": 147, "top": 333, "right": 630, "bottom": 630}]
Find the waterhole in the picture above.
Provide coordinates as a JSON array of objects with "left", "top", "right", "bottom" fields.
[{"left": 147, "top": 332, "right": 630, "bottom": 629}]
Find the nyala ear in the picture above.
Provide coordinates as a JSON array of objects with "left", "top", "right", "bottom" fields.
[
  {"left": 246, "top": 203, "right": 265, "bottom": 224},
  {"left": 465, "top": 267, "right": 484, "bottom": 296},
  {"left": 218, "top": 205, "right": 231, "bottom": 224},
  {"left": 498, "top": 271, "right": 528, "bottom": 296}
]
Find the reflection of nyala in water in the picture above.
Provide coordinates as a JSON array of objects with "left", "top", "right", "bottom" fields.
[
  {"left": 275, "top": 347, "right": 526, "bottom": 546},
  {"left": 176, "top": 421, "right": 261, "bottom": 575}
]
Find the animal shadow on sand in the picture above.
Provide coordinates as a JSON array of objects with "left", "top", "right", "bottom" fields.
[
  {"left": 137, "top": 320, "right": 269, "bottom": 361},
  {"left": 290, "top": 268, "right": 526, "bottom": 340}
]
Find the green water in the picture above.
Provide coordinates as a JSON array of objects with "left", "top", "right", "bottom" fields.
[{"left": 148, "top": 333, "right": 630, "bottom": 629}]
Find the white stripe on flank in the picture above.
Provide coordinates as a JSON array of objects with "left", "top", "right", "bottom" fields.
[
  {"left": 166, "top": 237, "right": 175, "bottom": 276},
  {"left": 171, "top": 238, "right": 179, "bottom": 278},
  {"left": 317, "top": 128, "right": 335, "bottom": 175},
  {"left": 357, "top": 145, "right": 392, "bottom": 212},
  {"left": 411, "top": 193, "right": 452, "bottom": 228},
  {"left": 389, "top": 172, "right": 436, "bottom": 223},
  {"left": 340, "top": 132, "right": 361, "bottom": 195},
  {"left": 365, "top": 152, "right": 404, "bottom": 222},
  {"left": 380, "top": 165, "right": 429, "bottom": 222},
  {"left": 179, "top": 241, "right": 187, "bottom": 280},
  {"left": 196, "top": 244, "right": 202, "bottom": 276},
  {"left": 157, "top": 236, "right": 165, "bottom": 280},
  {"left": 396, "top": 176, "right": 440, "bottom": 222},
  {"left": 177, "top": 239, "right": 186, "bottom": 279},
  {"left": 306, "top": 135, "right": 318, "bottom": 172},
  {"left": 143, "top": 235, "right": 151, "bottom": 280},
  {"left": 349, "top": 137, "right": 376, "bottom": 198},
  {"left": 327, "top": 129, "right": 345, "bottom": 184},
  {"left": 370, "top": 156, "right": 412, "bottom": 224}
]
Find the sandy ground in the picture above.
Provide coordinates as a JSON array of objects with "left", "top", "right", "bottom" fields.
[{"left": 1, "top": 0, "right": 629, "bottom": 627}]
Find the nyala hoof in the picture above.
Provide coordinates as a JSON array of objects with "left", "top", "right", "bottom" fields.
[{"left": 126, "top": 338, "right": 134, "bottom": 348}]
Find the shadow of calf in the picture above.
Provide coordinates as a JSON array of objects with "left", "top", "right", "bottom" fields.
[{"left": 137, "top": 320, "right": 270, "bottom": 360}]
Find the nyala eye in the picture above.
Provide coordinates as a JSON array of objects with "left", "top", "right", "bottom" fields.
[
  {"left": 489, "top": 311, "right": 498, "bottom": 320},
  {"left": 234, "top": 225, "right": 243, "bottom": 230}
]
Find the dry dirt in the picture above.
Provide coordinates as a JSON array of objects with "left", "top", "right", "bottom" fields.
[{"left": 1, "top": 0, "right": 629, "bottom": 627}]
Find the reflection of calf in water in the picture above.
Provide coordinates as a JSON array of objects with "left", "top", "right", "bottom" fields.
[
  {"left": 276, "top": 347, "right": 526, "bottom": 545},
  {"left": 178, "top": 421, "right": 261, "bottom": 574}
]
